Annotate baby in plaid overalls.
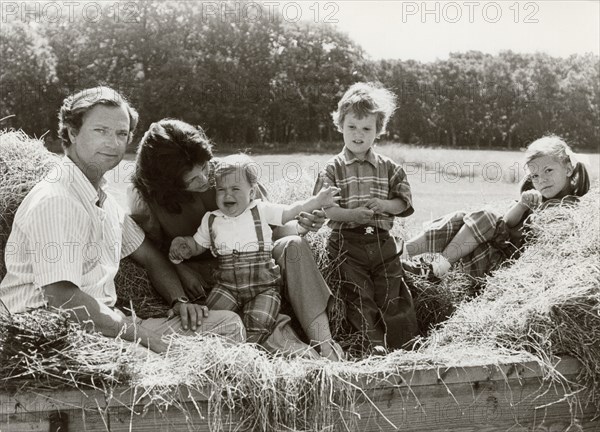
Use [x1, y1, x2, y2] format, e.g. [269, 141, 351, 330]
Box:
[170, 154, 340, 344]
[313, 82, 419, 355]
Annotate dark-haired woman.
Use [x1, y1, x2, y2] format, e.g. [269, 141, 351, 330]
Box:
[127, 119, 343, 360]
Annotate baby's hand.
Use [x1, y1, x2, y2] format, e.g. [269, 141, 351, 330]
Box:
[315, 185, 341, 208]
[365, 198, 388, 214]
[520, 190, 543, 209]
[169, 237, 194, 263]
[352, 207, 375, 224]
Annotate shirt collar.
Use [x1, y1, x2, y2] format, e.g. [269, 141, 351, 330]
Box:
[212, 199, 259, 218]
[59, 156, 108, 207]
[341, 146, 378, 167]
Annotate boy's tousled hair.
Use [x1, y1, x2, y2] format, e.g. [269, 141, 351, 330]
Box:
[58, 86, 139, 149]
[132, 119, 213, 213]
[520, 135, 590, 197]
[332, 82, 397, 137]
[215, 153, 259, 187]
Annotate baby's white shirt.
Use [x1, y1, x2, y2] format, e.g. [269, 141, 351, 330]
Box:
[193, 200, 286, 256]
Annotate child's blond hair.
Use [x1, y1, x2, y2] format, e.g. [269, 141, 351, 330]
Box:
[214, 153, 259, 186]
[332, 82, 397, 137]
[521, 135, 590, 197]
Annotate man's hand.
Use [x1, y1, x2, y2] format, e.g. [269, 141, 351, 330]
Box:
[351, 207, 375, 224]
[167, 302, 210, 331]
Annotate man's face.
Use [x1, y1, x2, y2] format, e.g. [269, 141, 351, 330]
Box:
[342, 111, 378, 159]
[67, 104, 130, 181]
[215, 170, 255, 217]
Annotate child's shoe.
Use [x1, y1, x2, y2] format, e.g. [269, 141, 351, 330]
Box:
[429, 253, 451, 279]
[401, 254, 451, 282]
[371, 345, 388, 357]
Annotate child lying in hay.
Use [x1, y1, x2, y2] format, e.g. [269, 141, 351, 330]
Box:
[403, 135, 591, 281]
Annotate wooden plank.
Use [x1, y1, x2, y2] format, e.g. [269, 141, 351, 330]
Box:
[1, 357, 596, 432]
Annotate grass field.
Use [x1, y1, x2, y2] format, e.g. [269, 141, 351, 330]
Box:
[107, 144, 599, 236]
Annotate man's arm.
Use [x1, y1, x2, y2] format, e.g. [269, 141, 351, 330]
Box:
[129, 237, 208, 331]
[43, 281, 168, 353]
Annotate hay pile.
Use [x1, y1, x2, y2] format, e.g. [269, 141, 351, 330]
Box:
[0, 308, 134, 392]
[0, 131, 60, 280]
[418, 189, 600, 407]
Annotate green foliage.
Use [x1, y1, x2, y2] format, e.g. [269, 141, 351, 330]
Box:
[1, 1, 598, 150]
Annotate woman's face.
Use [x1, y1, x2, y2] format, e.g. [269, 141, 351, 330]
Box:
[182, 163, 210, 192]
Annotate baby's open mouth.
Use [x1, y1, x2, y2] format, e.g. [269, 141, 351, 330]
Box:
[224, 201, 236, 207]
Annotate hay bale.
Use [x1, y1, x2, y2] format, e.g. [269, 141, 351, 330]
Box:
[0, 131, 60, 279]
[0, 308, 134, 392]
[114, 257, 170, 318]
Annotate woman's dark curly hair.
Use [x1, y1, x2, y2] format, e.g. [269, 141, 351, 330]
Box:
[132, 119, 213, 213]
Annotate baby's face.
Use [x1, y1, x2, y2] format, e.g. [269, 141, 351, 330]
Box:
[215, 170, 255, 217]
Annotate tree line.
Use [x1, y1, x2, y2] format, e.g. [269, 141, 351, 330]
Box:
[1, 1, 598, 151]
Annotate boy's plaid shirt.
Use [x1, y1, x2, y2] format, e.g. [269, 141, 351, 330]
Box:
[314, 147, 414, 231]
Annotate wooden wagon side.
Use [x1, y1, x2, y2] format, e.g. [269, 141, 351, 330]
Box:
[1, 356, 596, 432]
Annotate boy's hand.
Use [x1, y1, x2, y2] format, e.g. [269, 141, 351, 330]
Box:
[315, 185, 341, 208]
[520, 190, 542, 209]
[365, 198, 388, 214]
[352, 207, 375, 224]
[169, 237, 194, 263]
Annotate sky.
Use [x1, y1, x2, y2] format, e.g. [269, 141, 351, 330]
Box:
[2, 1, 598, 61]
[293, 0, 600, 61]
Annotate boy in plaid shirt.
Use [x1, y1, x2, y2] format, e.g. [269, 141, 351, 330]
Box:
[314, 82, 419, 355]
[170, 154, 340, 345]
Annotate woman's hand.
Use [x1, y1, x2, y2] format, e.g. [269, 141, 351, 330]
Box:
[175, 263, 207, 300]
[520, 190, 543, 209]
[296, 209, 327, 234]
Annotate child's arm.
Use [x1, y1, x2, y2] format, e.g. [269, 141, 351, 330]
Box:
[503, 190, 542, 227]
[169, 236, 208, 263]
[281, 185, 340, 224]
[364, 197, 410, 215]
[324, 206, 375, 225]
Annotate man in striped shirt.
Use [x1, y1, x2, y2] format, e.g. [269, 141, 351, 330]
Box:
[314, 83, 418, 356]
[0, 87, 245, 352]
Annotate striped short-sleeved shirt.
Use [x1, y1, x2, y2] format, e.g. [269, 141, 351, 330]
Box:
[314, 147, 414, 231]
[0, 157, 145, 313]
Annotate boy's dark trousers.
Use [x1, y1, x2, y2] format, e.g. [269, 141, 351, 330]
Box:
[328, 229, 419, 351]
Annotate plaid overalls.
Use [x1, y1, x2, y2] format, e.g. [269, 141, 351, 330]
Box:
[205, 206, 282, 344]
